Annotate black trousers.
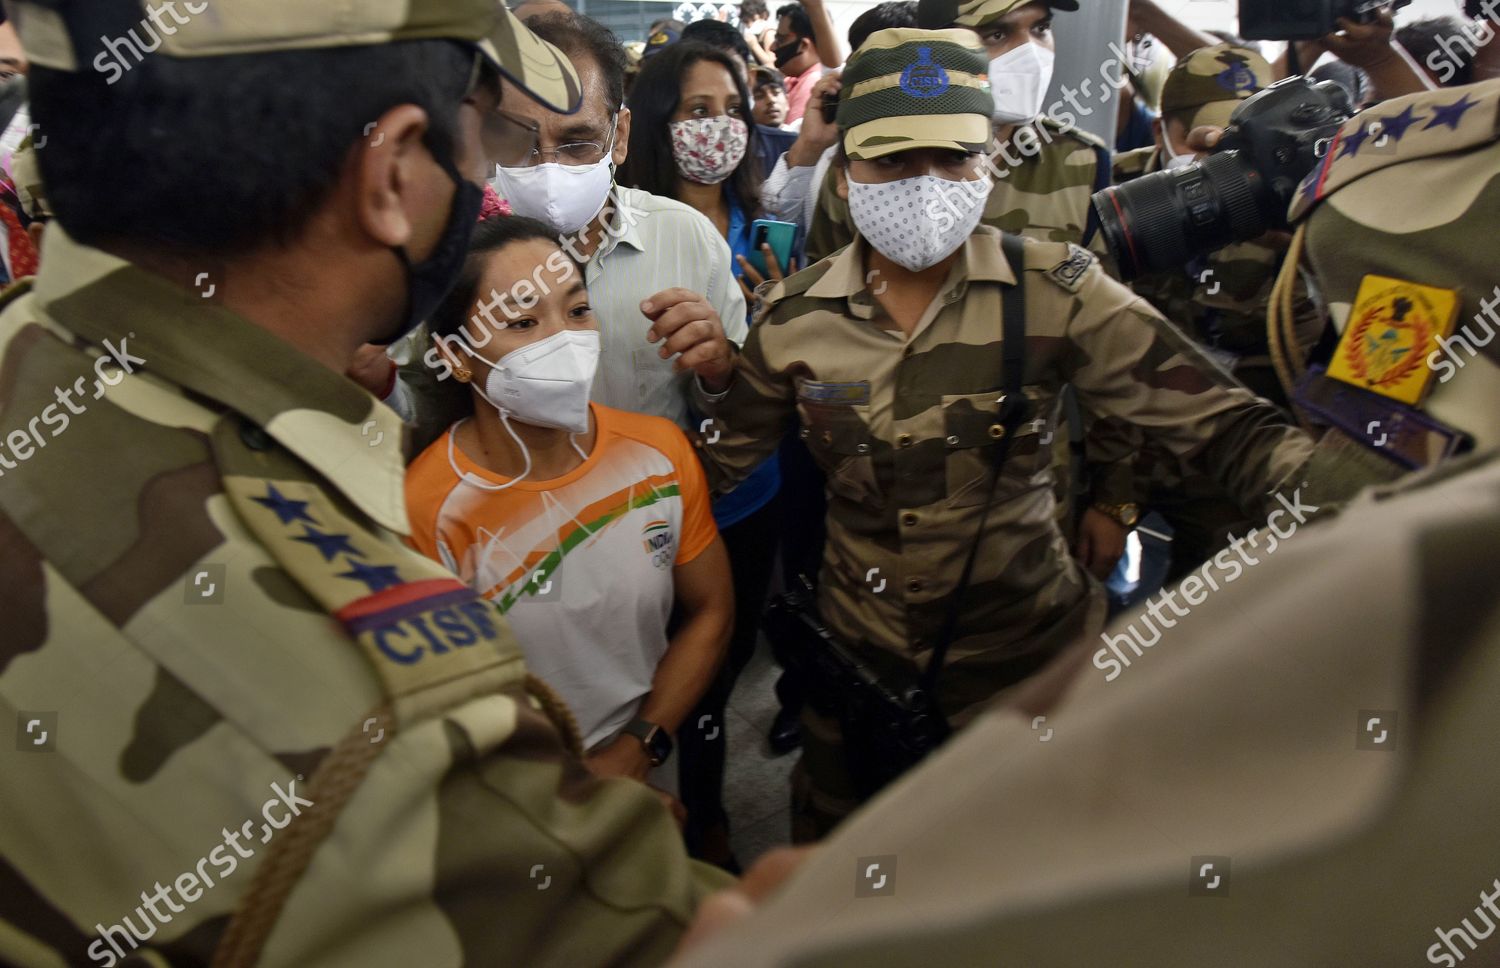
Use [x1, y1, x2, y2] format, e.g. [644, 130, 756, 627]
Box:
[677, 492, 783, 856]
[770, 436, 827, 718]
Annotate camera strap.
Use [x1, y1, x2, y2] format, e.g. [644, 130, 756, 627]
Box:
[920, 232, 1033, 703]
[1079, 142, 1113, 251]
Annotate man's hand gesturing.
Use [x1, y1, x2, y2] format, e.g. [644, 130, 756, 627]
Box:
[642, 288, 735, 394]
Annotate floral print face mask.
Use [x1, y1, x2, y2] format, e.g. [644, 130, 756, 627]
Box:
[668, 115, 749, 185]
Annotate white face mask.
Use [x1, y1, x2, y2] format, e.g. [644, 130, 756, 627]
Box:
[466, 329, 600, 434]
[989, 43, 1055, 125]
[1161, 137, 1196, 170]
[846, 172, 992, 272]
[489, 120, 618, 235]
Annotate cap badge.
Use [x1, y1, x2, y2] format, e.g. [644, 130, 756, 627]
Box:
[1216, 52, 1258, 94]
[900, 47, 950, 98]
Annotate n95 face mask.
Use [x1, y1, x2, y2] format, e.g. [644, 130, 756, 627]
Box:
[466, 329, 601, 435]
[989, 43, 1055, 126]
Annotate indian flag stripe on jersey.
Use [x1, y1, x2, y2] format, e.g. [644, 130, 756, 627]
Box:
[485, 481, 682, 610]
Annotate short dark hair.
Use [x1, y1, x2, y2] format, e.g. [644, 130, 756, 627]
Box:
[848, 2, 918, 51]
[29, 40, 474, 257]
[618, 41, 763, 215]
[777, 4, 814, 41]
[740, 0, 769, 21]
[526, 13, 629, 112]
[682, 19, 753, 66]
[1397, 17, 1475, 86]
[752, 66, 786, 93]
[430, 215, 568, 341]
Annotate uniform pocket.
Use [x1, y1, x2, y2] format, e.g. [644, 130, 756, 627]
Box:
[942, 388, 1044, 508]
[798, 401, 883, 508]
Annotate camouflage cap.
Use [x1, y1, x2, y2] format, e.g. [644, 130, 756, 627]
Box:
[1160, 44, 1273, 132]
[0, 0, 582, 113]
[10, 133, 47, 219]
[837, 27, 992, 161]
[917, 0, 1077, 32]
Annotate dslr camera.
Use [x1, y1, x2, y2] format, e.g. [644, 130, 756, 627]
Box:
[1239, 0, 1412, 41]
[1091, 76, 1353, 281]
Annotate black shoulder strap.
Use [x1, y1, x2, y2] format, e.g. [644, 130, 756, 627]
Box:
[1079, 142, 1113, 250]
[921, 233, 1033, 703]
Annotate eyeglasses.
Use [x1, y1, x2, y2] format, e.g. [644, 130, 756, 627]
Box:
[481, 108, 545, 168]
[512, 115, 620, 168]
[518, 140, 610, 166]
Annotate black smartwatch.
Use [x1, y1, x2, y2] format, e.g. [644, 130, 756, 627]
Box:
[623, 718, 673, 766]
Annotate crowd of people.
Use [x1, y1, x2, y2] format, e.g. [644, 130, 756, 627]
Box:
[2, 0, 1499, 965]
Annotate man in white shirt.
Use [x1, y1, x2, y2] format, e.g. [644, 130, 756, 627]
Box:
[377, 14, 744, 447]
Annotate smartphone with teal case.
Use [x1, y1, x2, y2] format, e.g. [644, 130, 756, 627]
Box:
[746, 219, 796, 278]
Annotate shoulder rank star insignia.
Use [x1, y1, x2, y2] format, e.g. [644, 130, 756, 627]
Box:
[1338, 123, 1372, 159]
[1326, 275, 1462, 406]
[1425, 94, 1481, 131]
[252, 483, 317, 526]
[1377, 105, 1425, 143]
[337, 559, 404, 594]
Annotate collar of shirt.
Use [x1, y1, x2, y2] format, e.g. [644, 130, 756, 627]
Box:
[785, 60, 822, 90]
[806, 225, 1020, 323]
[589, 184, 650, 265]
[31, 226, 409, 533]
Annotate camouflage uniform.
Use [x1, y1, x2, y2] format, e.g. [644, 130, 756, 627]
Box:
[0, 6, 726, 968]
[692, 28, 1315, 841]
[1116, 45, 1323, 408]
[671, 80, 1500, 968]
[1115, 45, 1314, 578]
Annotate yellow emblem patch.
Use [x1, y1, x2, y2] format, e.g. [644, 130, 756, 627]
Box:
[1327, 275, 1462, 406]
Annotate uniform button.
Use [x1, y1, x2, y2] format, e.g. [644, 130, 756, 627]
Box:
[907, 578, 923, 594]
[799, 427, 810, 439]
[856, 443, 871, 455]
[946, 434, 960, 447]
[902, 512, 919, 527]
[239, 423, 271, 451]
[988, 424, 1007, 440]
[897, 433, 913, 448]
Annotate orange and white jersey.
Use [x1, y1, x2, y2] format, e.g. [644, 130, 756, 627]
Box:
[406, 403, 719, 749]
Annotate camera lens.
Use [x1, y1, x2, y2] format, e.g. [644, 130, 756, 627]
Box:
[1092, 151, 1273, 280]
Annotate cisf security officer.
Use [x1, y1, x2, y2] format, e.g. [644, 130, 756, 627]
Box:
[693, 27, 1317, 840]
[672, 78, 1500, 968]
[0, 2, 728, 966]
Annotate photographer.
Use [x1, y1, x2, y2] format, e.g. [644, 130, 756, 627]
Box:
[690, 27, 1318, 841]
[1114, 44, 1326, 582]
[1270, 4, 1430, 101]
